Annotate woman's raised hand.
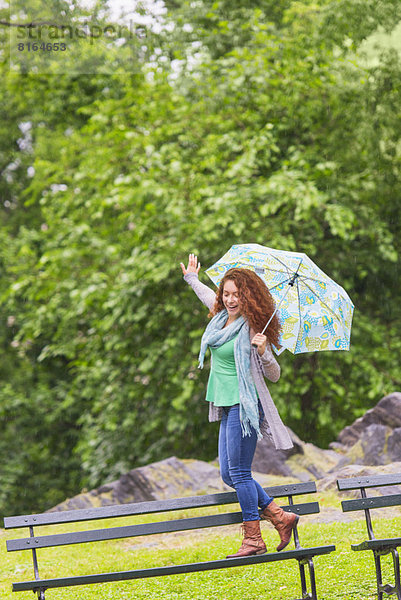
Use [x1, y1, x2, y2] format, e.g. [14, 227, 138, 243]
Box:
[180, 253, 201, 275]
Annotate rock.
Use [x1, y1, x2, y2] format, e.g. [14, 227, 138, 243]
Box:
[332, 393, 401, 469]
[50, 391, 401, 512]
[335, 392, 401, 447]
[318, 462, 401, 497]
[253, 427, 338, 481]
[48, 456, 297, 512]
[254, 393, 401, 479]
[327, 392, 401, 469]
[335, 424, 391, 468]
[286, 442, 339, 481]
[49, 456, 231, 512]
[252, 431, 294, 478]
[387, 428, 401, 462]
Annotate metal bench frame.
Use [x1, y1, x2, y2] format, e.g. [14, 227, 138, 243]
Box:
[5, 481, 335, 600]
[337, 474, 401, 600]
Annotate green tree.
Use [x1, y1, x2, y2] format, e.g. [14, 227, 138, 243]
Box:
[1, 0, 400, 515]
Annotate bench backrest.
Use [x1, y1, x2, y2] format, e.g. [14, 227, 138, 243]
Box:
[337, 474, 401, 540]
[5, 481, 319, 554]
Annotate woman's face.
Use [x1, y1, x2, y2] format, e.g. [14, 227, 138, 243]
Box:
[222, 279, 241, 319]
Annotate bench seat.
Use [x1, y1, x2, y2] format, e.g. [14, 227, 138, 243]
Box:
[352, 538, 401, 552]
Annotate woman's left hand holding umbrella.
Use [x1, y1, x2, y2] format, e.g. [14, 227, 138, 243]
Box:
[251, 332, 267, 356]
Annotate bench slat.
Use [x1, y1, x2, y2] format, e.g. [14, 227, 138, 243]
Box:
[7, 502, 319, 552]
[351, 538, 401, 552]
[341, 494, 401, 513]
[4, 482, 316, 529]
[337, 474, 401, 491]
[12, 544, 336, 592]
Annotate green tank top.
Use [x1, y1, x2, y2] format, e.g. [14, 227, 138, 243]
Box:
[205, 334, 240, 407]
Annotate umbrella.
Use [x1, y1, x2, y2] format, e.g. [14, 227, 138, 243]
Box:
[205, 243, 354, 354]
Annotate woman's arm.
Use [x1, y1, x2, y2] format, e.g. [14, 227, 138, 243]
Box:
[258, 344, 281, 382]
[180, 254, 216, 311]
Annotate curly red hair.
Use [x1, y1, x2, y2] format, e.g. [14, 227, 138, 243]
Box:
[208, 268, 282, 348]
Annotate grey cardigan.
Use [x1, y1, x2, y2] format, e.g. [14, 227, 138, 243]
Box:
[184, 272, 293, 450]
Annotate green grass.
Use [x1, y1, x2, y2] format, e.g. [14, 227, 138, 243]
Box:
[1, 500, 401, 600]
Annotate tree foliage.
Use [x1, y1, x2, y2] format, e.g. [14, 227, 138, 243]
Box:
[0, 0, 400, 515]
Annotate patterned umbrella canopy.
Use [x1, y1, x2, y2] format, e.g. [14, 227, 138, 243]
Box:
[205, 243, 354, 354]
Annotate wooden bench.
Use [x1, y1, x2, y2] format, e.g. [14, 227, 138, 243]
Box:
[4, 481, 335, 600]
[337, 474, 401, 600]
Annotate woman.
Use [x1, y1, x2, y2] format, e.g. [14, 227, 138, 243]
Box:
[180, 253, 298, 558]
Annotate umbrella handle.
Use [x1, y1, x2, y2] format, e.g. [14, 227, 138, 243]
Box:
[251, 317, 275, 348]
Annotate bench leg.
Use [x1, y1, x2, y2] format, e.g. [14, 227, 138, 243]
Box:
[391, 548, 401, 600]
[374, 548, 401, 600]
[298, 560, 308, 598]
[307, 558, 318, 600]
[374, 552, 384, 600]
[297, 558, 317, 600]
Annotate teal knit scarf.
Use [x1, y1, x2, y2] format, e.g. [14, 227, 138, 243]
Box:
[198, 309, 261, 438]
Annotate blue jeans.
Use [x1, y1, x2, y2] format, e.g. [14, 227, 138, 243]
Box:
[218, 403, 273, 521]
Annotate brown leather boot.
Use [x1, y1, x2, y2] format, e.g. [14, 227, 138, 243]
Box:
[226, 520, 267, 558]
[261, 501, 299, 552]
